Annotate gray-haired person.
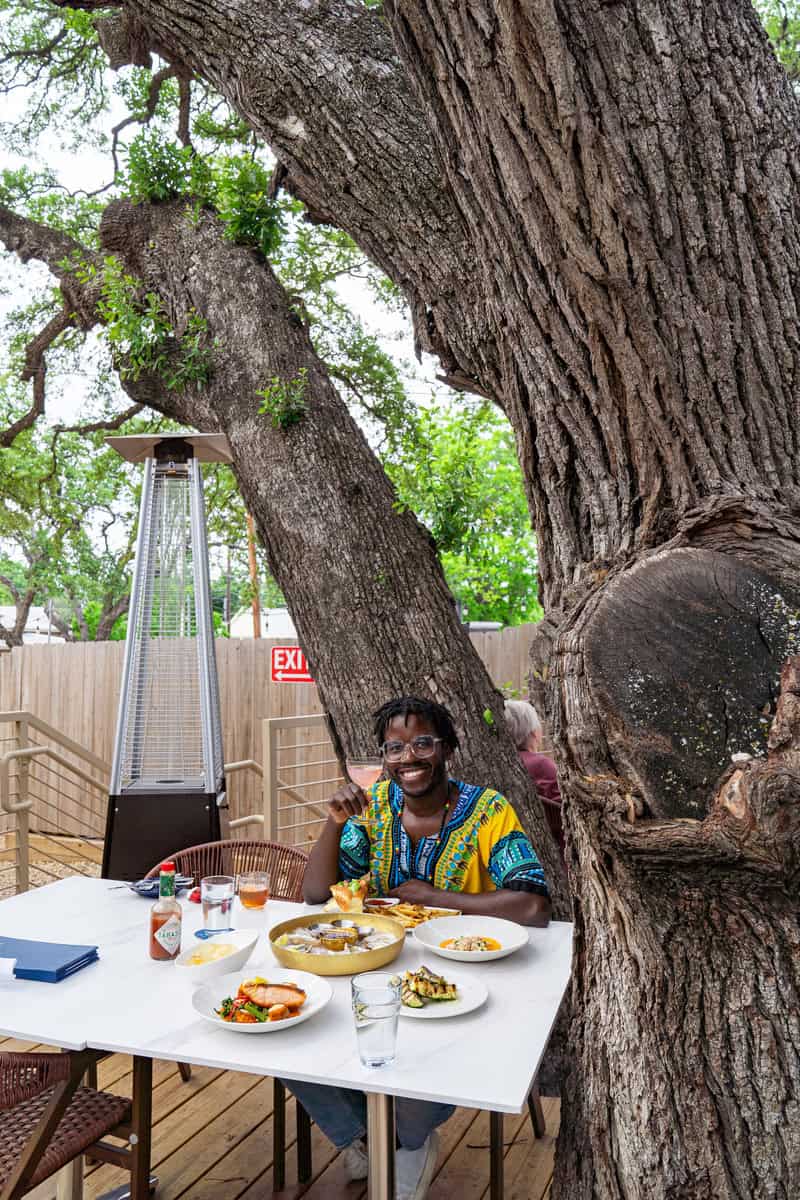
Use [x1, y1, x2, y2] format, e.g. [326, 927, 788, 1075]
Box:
[504, 700, 564, 857]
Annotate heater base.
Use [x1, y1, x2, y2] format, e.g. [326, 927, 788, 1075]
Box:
[102, 791, 222, 880]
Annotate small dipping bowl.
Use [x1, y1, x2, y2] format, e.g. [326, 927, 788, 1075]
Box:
[363, 898, 400, 913]
[175, 929, 260, 984]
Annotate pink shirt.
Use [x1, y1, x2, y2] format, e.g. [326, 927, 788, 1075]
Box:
[519, 750, 564, 858]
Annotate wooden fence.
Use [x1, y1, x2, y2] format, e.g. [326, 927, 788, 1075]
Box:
[0, 626, 536, 825]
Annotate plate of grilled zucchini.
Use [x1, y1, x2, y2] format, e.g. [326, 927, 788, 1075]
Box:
[399, 964, 487, 1019]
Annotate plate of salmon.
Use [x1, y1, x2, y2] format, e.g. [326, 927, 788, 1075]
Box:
[193, 967, 333, 1032]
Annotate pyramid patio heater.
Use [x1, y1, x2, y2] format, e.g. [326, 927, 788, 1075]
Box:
[103, 433, 232, 880]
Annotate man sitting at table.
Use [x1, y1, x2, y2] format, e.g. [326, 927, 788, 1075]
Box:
[289, 695, 551, 1200]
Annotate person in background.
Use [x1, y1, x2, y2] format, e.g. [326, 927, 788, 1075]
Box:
[504, 699, 565, 859]
[293, 695, 551, 1200]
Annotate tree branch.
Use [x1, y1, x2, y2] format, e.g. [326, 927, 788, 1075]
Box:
[96, 593, 130, 641]
[109, 65, 178, 178]
[177, 73, 192, 147]
[0, 308, 77, 447]
[51, 402, 144, 441]
[0, 574, 21, 604]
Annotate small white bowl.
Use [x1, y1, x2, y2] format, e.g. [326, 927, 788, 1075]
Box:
[363, 898, 400, 913]
[175, 930, 259, 982]
[413, 916, 528, 962]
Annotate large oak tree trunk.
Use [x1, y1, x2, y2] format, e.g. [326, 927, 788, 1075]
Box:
[32, 0, 800, 1191]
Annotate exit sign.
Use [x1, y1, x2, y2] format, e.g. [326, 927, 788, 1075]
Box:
[271, 645, 314, 683]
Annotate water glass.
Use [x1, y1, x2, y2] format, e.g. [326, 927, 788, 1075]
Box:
[239, 871, 270, 910]
[201, 875, 235, 931]
[352, 971, 401, 1068]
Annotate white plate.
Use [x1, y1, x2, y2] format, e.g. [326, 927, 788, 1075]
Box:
[192, 967, 332, 1033]
[400, 973, 487, 1020]
[413, 916, 529, 962]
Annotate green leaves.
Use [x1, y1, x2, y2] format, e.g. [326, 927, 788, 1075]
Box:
[756, 1, 800, 81]
[383, 400, 543, 626]
[91, 255, 213, 390]
[257, 368, 308, 429]
[125, 133, 200, 203]
[213, 157, 284, 258]
[123, 134, 285, 258]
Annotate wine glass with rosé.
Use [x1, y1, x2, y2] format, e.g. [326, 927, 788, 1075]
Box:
[345, 756, 383, 794]
[344, 757, 382, 836]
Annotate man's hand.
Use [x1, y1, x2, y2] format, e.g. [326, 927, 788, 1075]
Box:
[327, 782, 367, 827]
[388, 879, 443, 905]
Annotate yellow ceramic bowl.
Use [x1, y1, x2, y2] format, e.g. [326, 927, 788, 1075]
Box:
[269, 912, 405, 976]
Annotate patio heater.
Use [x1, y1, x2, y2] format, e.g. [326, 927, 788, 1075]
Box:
[103, 433, 232, 880]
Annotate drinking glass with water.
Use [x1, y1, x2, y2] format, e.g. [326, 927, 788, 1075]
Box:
[352, 971, 401, 1068]
[200, 875, 235, 931]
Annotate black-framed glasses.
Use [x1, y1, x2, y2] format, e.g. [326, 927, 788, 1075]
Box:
[380, 736, 444, 762]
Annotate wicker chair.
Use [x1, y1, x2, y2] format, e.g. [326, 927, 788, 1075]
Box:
[144, 838, 309, 902]
[0, 1051, 134, 1200]
[145, 838, 312, 1192]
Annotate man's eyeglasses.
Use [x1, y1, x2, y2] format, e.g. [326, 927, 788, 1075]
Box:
[380, 736, 444, 762]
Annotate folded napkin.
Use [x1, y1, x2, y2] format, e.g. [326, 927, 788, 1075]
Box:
[0, 937, 99, 983]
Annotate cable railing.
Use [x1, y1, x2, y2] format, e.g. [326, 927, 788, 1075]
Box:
[230, 714, 344, 846]
[0, 710, 340, 894]
[0, 712, 108, 896]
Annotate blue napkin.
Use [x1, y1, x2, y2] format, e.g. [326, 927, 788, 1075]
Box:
[0, 936, 99, 983]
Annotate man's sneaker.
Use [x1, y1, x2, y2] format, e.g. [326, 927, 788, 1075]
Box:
[396, 1130, 440, 1200]
[342, 1136, 368, 1181]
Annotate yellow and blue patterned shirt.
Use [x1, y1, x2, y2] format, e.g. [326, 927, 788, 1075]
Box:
[338, 778, 549, 898]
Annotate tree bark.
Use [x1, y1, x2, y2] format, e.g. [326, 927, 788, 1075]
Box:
[14, 0, 800, 1191]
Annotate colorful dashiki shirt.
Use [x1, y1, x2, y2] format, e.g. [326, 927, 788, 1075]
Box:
[338, 778, 549, 898]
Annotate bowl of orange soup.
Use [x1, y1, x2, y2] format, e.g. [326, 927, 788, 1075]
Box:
[413, 916, 528, 962]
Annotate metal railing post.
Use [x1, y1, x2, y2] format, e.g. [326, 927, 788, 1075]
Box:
[263, 718, 277, 840]
[15, 717, 29, 893]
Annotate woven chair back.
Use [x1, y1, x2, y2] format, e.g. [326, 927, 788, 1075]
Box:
[145, 839, 309, 902]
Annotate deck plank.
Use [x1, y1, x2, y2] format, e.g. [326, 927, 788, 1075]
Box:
[3, 1049, 561, 1199]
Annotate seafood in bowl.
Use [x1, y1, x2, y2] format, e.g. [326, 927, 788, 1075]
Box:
[274, 920, 397, 956]
[269, 912, 404, 976]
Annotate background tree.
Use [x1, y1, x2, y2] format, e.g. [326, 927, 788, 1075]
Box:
[385, 399, 543, 626]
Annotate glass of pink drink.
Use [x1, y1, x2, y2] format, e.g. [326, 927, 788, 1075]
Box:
[345, 757, 383, 793]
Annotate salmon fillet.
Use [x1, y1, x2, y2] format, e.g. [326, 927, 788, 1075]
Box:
[239, 981, 307, 1009]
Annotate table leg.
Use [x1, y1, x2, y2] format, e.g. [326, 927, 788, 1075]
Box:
[55, 1157, 83, 1200]
[489, 1112, 504, 1200]
[366, 1093, 395, 1200]
[273, 1078, 287, 1192]
[527, 1085, 546, 1139]
[129, 1056, 152, 1200]
[296, 1102, 312, 1183]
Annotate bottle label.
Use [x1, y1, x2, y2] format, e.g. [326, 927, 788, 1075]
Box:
[154, 915, 181, 955]
[160, 872, 176, 899]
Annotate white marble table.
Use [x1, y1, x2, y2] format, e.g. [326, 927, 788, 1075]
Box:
[0, 877, 573, 1198]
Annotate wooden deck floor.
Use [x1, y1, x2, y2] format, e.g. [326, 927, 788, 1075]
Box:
[4, 1038, 559, 1200]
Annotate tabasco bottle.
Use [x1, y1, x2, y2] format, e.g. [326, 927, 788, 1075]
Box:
[149, 862, 182, 960]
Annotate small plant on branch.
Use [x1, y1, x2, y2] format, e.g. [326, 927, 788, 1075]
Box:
[257, 368, 308, 429]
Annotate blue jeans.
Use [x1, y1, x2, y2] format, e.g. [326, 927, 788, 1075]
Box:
[283, 1080, 454, 1151]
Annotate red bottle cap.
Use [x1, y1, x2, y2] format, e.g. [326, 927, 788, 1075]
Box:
[160, 861, 176, 873]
